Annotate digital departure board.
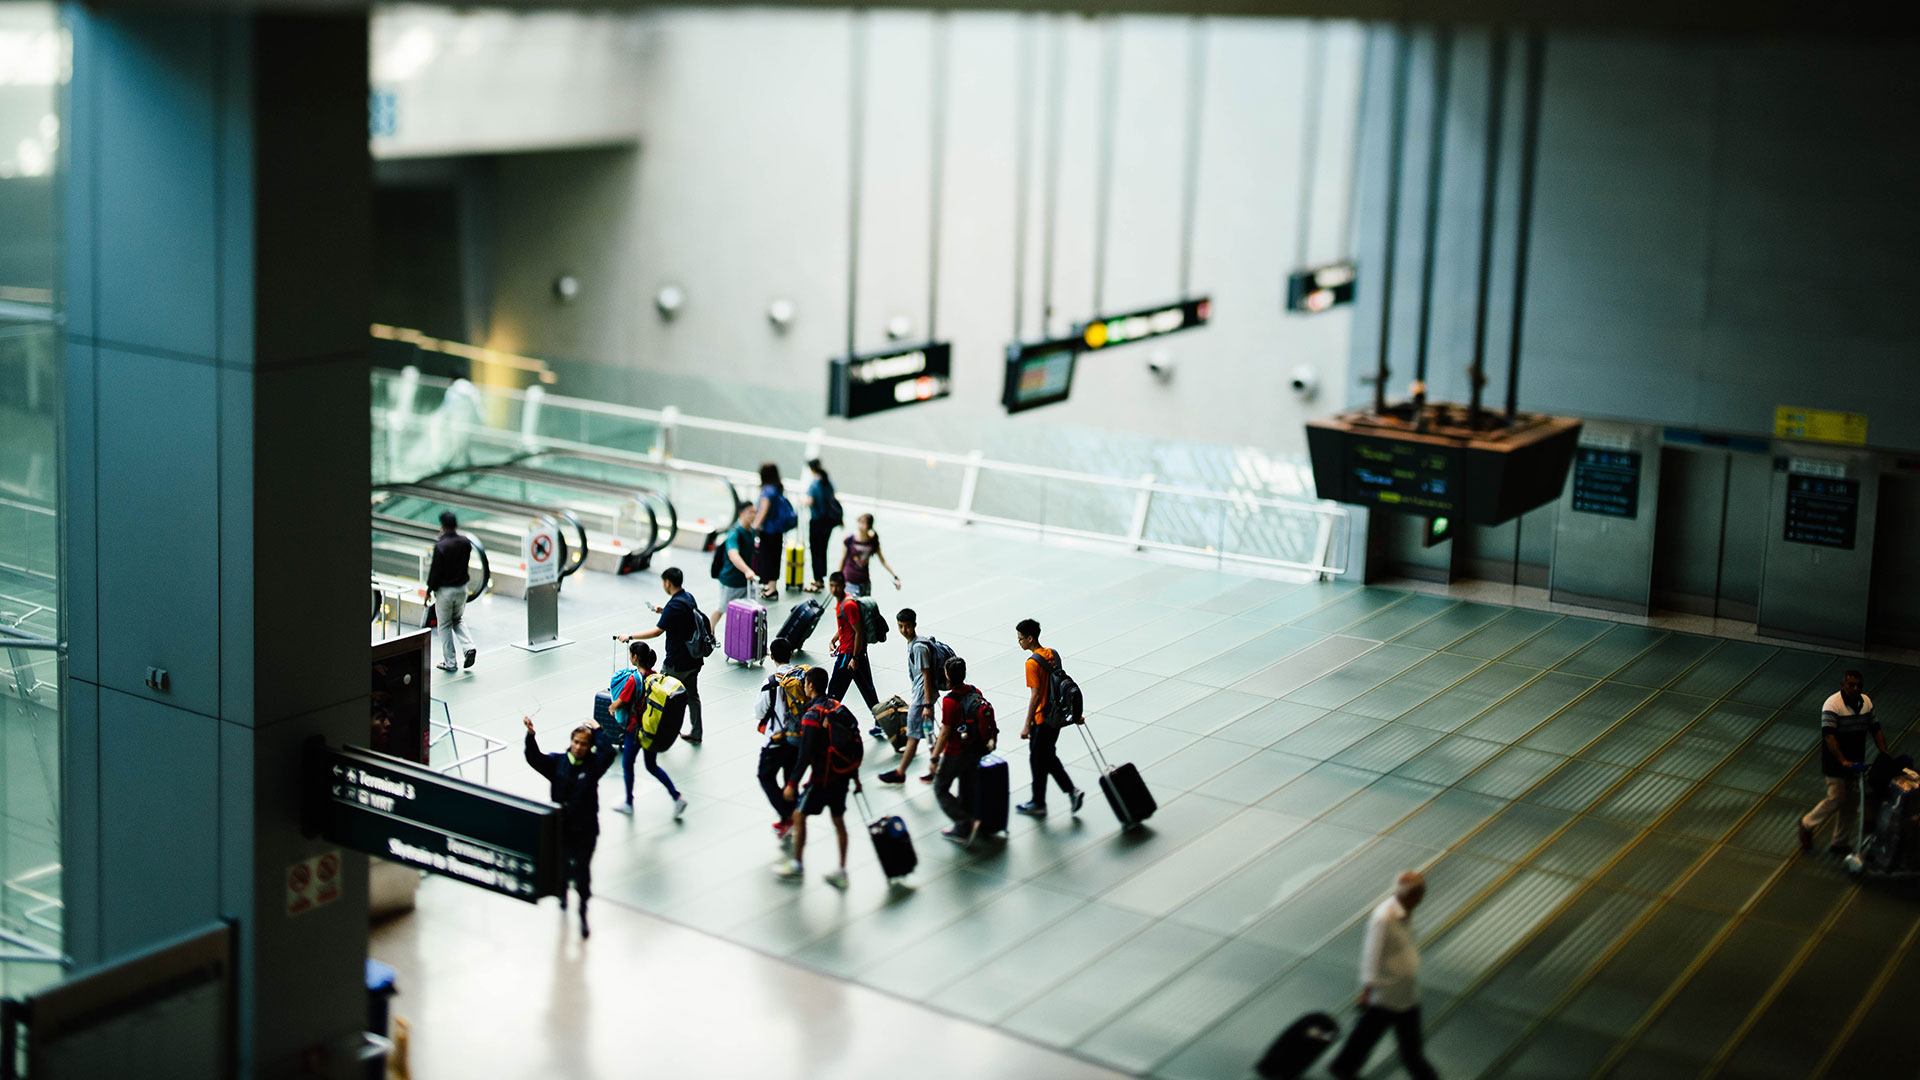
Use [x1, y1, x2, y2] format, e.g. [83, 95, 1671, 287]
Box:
[1002, 337, 1081, 414]
[1570, 449, 1641, 518]
[1783, 474, 1859, 549]
[1076, 297, 1211, 352]
[827, 342, 953, 420]
[308, 744, 562, 902]
[1345, 438, 1461, 514]
[1286, 262, 1357, 314]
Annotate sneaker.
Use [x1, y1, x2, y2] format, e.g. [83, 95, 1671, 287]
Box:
[877, 770, 904, 785]
[437, 662, 458, 673]
[918, 772, 935, 783]
[683, 733, 703, 745]
[824, 868, 849, 890]
[673, 796, 689, 820]
[614, 801, 635, 815]
[941, 826, 972, 848]
[1797, 823, 1813, 852]
[869, 726, 885, 739]
[580, 911, 591, 938]
[774, 859, 804, 880]
[463, 648, 477, 669]
[1016, 801, 1047, 818]
[772, 819, 788, 833]
[1070, 788, 1086, 816]
[777, 825, 794, 851]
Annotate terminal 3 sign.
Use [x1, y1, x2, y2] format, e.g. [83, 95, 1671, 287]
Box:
[1075, 297, 1211, 352]
[828, 342, 953, 420]
[306, 742, 562, 902]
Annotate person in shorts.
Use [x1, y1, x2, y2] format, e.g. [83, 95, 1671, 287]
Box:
[878, 608, 940, 785]
[775, 667, 861, 888]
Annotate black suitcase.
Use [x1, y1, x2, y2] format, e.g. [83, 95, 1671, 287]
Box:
[777, 598, 826, 652]
[962, 753, 1011, 837]
[858, 791, 917, 881]
[593, 690, 614, 728]
[1079, 724, 1156, 829]
[1254, 1012, 1341, 1080]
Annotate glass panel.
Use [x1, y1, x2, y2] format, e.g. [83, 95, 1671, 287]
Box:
[0, 0, 65, 995]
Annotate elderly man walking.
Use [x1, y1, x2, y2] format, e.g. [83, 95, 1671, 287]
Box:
[1329, 871, 1439, 1080]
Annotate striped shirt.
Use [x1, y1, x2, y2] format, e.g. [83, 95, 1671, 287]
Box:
[1819, 691, 1878, 776]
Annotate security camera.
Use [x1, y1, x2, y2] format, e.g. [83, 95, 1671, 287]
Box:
[886, 314, 913, 341]
[1146, 351, 1176, 383]
[1289, 364, 1320, 400]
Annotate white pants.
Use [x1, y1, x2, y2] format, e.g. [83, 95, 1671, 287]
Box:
[435, 586, 474, 666]
[1802, 775, 1859, 847]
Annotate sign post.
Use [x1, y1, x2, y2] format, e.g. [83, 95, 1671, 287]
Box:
[514, 518, 571, 653]
[307, 742, 563, 902]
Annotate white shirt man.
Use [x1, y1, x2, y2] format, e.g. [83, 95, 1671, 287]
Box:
[1329, 872, 1438, 1080]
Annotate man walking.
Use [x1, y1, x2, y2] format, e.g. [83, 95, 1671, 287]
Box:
[757, 639, 807, 845]
[878, 608, 944, 785]
[712, 502, 760, 633]
[932, 657, 994, 846]
[776, 667, 862, 888]
[1328, 871, 1438, 1080]
[825, 571, 880, 721]
[619, 567, 706, 744]
[1798, 669, 1887, 856]
[427, 510, 476, 673]
[1015, 618, 1084, 818]
[523, 716, 618, 938]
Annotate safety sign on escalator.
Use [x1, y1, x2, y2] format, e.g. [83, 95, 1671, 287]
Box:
[525, 522, 559, 588]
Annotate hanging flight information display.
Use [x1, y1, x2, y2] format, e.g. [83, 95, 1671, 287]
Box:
[1075, 297, 1211, 352]
[1002, 337, 1082, 414]
[1286, 262, 1357, 314]
[1307, 409, 1582, 525]
[827, 342, 953, 420]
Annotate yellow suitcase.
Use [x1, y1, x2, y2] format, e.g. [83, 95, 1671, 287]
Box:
[784, 542, 807, 591]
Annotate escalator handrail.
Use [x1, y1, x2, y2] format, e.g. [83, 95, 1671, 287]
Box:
[373, 482, 587, 579]
[510, 448, 746, 523]
[371, 515, 493, 601]
[458, 464, 671, 559]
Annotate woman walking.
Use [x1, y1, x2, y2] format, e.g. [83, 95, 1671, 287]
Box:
[751, 462, 798, 601]
[840, 512, 900, 596]
[802, 458, 843, 593]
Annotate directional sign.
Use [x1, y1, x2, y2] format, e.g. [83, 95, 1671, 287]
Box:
[1075, 297, 1211, 353]
[827, 341, 954, 419]
[308, 743, 562, 903]
[1286, 262, 1357, 314]
[524, 521, 560, 588]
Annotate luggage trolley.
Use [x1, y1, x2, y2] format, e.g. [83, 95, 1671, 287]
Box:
[1844, 757, 1920, 879]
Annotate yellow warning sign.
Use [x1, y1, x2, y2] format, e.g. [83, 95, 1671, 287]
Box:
[1775, 407, 1868, 446]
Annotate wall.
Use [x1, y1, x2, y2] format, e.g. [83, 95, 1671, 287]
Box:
[382, 8, 1370, 463]
[1351, 27, 1920, 453]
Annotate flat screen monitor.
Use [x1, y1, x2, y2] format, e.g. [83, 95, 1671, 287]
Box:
[1002, 339, 1080, 414]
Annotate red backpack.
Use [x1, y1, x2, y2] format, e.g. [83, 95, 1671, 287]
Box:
[949, 686, 998, 752]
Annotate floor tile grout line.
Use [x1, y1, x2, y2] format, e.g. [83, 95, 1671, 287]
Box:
[1808, 905, 1920, 1079]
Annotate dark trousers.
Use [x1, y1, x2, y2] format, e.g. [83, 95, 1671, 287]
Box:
[1330, 1005, 1436, 1080]
[663, 664, 703, 740]
[622, 735, 679, 802]
[1028, 721, 1076, 805]
[758, 742, 799, 818]
[936, 751, 983, 827]
[564, 833, 597, 905]
[809, 517, 836, 582]
[755, 529, 783, 584]
[829, 652, 880, 712]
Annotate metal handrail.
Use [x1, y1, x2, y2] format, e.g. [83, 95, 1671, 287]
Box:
[449, 463, 668, 558]
[374, 482, 586, 579]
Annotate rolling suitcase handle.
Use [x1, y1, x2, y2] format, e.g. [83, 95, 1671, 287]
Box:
[1075, 718, 1112, 776]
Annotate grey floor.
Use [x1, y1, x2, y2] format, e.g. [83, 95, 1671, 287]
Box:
[425, 512, 1920, 1080]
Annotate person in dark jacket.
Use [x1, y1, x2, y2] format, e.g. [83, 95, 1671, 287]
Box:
[524, 716, 617, 937]
[428, 510, 476, 672]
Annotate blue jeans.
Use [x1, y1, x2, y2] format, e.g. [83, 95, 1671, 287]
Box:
[622, 734, 679, 803]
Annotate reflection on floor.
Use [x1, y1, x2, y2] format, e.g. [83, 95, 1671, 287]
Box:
[382, 511, 1920, 1079]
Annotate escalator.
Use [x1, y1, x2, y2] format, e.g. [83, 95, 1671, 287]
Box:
[509, 449, 747, 552]
[372, 482, 587, 584]
[427, 464, 673, 574]
[371, 516, 492, 629]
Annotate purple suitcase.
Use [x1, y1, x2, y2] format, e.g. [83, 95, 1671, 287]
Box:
[724, 599, 768, 665]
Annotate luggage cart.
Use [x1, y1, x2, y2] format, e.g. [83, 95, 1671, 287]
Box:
[1844, 758, 1920, 879]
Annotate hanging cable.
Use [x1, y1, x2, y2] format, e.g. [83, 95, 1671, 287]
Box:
[1410, 26, 1454, 426]
[1039, 16, 1068, 333]
[1177, 17, 1209, 297]
[845, 12, 868, 361]
[1371, 26, 1413, 416]
[1011, 15, 1036, 339]
[927, 13, 949, 341]
[1293, 21, 1327, 269]
[1467, 29, 1509, 432]
[1090, 15, 1120, 316]
[1506, 29, 1545, 424]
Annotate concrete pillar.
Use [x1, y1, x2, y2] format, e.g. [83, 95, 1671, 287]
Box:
[61, 10, 371, 1074]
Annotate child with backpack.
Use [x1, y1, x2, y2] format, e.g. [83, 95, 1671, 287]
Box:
[776, 667, 864, 887]
[752, 462, 799, 602]
[932, 656, 999, 846]
[757, 639, 809, 844]
[608, 641, 689, 821]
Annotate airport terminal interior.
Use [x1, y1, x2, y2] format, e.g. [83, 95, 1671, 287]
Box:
[3, 2, 1920, 1078]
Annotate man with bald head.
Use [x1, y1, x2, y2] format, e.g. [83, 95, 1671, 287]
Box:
[1329, 870, 1438, 1080]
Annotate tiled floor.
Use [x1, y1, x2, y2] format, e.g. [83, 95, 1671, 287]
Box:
[384, 510, 1920, 1079]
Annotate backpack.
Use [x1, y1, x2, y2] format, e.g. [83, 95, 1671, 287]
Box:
[1030, 650, 1084, 725]
[688, 604, 717, 660]
[710, 526, 753, 579]
[769, 492, 799, 534]
[817, 479, 844, 527]
[609, 668, 642, 734]
[949, 687, 998, 752]
[760, 666, 812, 741]
[639, 672, 687, 752]
[818, 700, 864, 778]
[856, 597, 888, 645]
[916, 637, 959, 693]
